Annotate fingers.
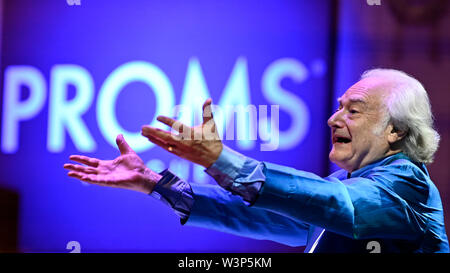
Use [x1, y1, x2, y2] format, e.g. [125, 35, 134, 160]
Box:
[116, 134, 135, 155]
[202, 98, 214, 124]
[141, 130, 168, 147]
[141, 131, 184, 155]
[141, 126, 179, 144]
[67, 171, 109, 186]
[78, 174, 106, 184]
[67, 171, 94, 182]
[67, 171, 84, 180]
[156, 116, 189, 134]
[66, 156, 101, 184]
[69, 155, 100, 167]
[64, 163, 98, 174]
[65, 158, 112, 187]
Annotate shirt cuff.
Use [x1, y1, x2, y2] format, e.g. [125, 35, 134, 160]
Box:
[205, 145, 265, 204]
[150, 169, 194, 222]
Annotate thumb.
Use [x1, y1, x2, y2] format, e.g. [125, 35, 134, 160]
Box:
[202, 98, 214, 124]
[116, 134, 135, 155]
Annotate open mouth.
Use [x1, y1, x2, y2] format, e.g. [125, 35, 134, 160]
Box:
[333, 135, 352, 144]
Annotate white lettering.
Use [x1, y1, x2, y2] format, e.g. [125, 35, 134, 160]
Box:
[261, 58, 310, 150]
[96, 61, 175, 153]
[1, 66, 47, 153]
[48, 65, 96, 152]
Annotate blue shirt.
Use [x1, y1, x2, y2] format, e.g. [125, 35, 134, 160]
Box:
[151, 145, 449, 253]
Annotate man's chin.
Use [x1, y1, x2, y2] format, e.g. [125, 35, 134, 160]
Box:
[329, 151, 350, 169]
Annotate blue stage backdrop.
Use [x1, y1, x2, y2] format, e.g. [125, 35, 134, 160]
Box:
[0, 0, 333, 252]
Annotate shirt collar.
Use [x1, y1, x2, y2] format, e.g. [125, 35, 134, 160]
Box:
[347, 152, 411, 178]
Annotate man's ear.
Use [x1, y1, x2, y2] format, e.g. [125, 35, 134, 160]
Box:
[387, 124, 407, 144]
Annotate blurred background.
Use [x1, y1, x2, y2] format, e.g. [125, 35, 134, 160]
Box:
[0, 0, 448, 253]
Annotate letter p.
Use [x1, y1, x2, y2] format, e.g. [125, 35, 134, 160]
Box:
[1, 66, 46, 153]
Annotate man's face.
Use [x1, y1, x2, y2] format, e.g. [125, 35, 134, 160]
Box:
[328, 77, 392, 172]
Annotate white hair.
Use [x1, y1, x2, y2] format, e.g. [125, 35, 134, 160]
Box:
[361, 68, 440, 164]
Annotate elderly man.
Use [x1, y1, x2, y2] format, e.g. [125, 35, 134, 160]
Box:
[64, 69, 449, 253]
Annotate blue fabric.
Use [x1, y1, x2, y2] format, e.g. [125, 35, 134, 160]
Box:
[253, 153, 449, 252]
[187, 183, 310, 247]
[150, 145, 263, 219]
[151, 166, 308, 246]
[152, 145, 449, 252]
[150, 169, 194, 220]
[205, 145, 264, 204]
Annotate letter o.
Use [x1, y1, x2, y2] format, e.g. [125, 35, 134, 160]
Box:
[97, 61, 175, 152]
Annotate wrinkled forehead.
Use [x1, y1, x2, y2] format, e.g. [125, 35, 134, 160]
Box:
[339, 77, 390, 106]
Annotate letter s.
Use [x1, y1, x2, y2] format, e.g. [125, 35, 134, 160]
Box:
[261, 58, 310, 150]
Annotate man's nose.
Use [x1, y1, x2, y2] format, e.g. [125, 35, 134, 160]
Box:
[327, 110, 344, 128]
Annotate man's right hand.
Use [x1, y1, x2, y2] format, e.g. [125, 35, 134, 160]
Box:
[63, 134, 161, 194]
[141, 98, 223, 169]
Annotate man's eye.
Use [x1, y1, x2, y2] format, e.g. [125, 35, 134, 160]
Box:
[349, 109, 359, 114]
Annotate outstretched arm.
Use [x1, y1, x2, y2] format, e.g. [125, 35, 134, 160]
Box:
[63, 131, 310, 247]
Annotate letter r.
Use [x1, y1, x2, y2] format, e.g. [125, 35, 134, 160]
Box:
[47, 65, 96, 152]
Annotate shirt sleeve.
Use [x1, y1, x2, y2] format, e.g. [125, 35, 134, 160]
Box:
[204, 145, 265, 204]
[149, 144, 265, 221]
[149, 169, 194, 222]
[150, 167, 311, 247]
